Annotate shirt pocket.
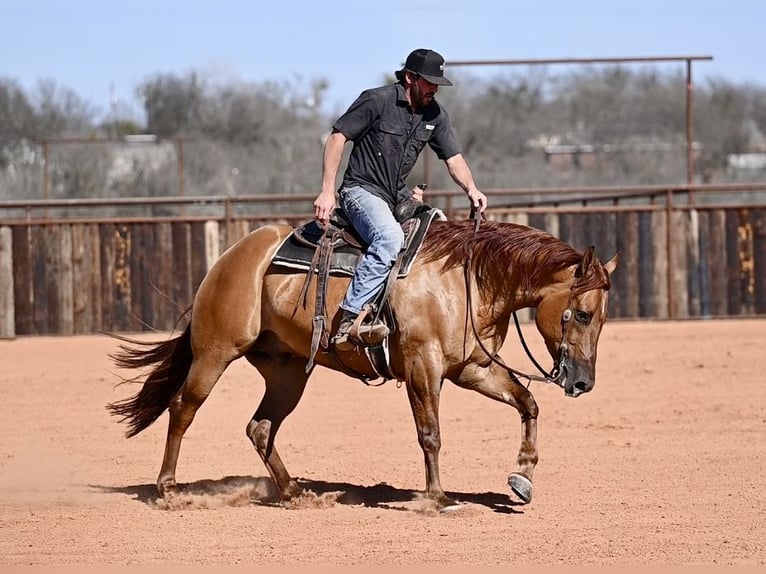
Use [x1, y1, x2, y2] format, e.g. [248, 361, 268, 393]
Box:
[378, 120, 407, 156]
[411, 126, 433, 154]
[400, 126, 434, 174]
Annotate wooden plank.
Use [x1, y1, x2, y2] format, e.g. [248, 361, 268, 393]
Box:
[650, 211, 668, 318]
[172, 222, 193, 310]
[204, 220, 221, 273]
[0, 226, 14, 338]
[31, 226, 48, 334]
[71, 224, 103, 334]
[10, 226, 32, 335]
[88, 224, 103, 332]
[191, 222, 207, 295]
[114, 224, 133, 332]
[584, 211, 601, 251]
[753, 208, 766, 314]
[612, 212, 627, 318]
[226, 220, 251, 248]
[128, 223, 143, 330]
[44, 225, 63, 334]
[615, 211, 639, 318]
[154, 222, 175, 331]
[696, 211, 712, 317]
[685, 210, 701, 317]
[543, 213, 559, 238]
[725, 210, 741, 316]
[99, 224, 116, 332]
[527, 213, 546, 232]
[596, 211, 619, 316]
[59, 225, 74, 335]
[511, 212, 529, 227]
[740, 209, 755, 314]
[129, 223, 147, 330]
[708, 209, 728, 316]
[667, 210, 687, 318]
[558, 212, 574, 248]
[71, 224, 89, 332]
[565, 212, 588, 252]
[637, 212, 654, 318]
[669, 210, 689, 319]
[101, 223, 133, 332]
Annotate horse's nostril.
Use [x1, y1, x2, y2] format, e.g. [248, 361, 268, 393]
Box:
[574, 381, 589, 393]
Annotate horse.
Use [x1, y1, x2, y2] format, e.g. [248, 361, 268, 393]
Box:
[108, 217, 619, 510]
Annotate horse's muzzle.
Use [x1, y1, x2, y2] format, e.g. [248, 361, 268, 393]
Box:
[566, 379, 591, 398]
[552, 356, 593, 398]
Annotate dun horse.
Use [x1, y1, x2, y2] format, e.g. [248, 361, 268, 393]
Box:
[108, 218, 619, 510]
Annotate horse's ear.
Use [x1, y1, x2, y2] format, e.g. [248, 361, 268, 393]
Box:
[604, 252, 620, 276]
[576, 246, 596, 278]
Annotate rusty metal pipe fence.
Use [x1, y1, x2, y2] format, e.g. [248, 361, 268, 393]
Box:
[1, 183, 765, 338]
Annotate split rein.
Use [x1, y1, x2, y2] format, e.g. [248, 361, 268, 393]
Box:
[463, 210, 573, 389]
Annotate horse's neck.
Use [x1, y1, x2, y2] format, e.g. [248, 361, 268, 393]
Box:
[483, 267, 573, 322]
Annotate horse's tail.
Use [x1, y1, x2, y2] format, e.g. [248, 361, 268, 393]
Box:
[106, 324, 193, 438]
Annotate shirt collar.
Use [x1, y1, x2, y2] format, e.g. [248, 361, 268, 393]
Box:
[394, 82, 429, 119]
[394, 82, 409, 105]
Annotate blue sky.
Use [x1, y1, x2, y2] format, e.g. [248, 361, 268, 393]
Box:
[1, 0, 763, 122]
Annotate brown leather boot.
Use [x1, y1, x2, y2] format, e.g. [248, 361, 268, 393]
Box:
[331, 310, 358, 351]
[332, 310, 389, 351]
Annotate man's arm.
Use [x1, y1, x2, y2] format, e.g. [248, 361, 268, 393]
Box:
[313, 131, 348, 225]
[445, 153, 488, 212]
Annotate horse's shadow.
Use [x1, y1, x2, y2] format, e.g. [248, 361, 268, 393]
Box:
[91, 475, 525, 514]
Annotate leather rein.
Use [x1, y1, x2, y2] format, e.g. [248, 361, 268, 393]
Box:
[463, 210, 574, 389]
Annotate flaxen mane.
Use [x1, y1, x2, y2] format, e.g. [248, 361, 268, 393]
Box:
[421, 220, 606, 297]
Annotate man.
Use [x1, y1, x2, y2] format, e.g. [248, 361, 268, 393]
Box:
[313, 48, 487, 349]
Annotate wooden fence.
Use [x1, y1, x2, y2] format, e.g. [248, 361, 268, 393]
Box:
[1, 185, 765, 337]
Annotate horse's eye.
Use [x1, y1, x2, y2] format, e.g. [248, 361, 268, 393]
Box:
[575, 310, 592, 324]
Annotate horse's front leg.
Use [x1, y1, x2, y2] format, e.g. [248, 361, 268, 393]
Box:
[454, 362, 539, 504]
[404, 357, 458, 510]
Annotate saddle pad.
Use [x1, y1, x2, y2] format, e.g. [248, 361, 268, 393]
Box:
[271, 208, 445, 278]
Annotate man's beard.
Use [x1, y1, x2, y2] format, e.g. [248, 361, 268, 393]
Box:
[412, 83, 436, 110]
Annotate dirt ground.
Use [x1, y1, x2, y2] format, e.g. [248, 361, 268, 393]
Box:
[0, 319, 764, 565]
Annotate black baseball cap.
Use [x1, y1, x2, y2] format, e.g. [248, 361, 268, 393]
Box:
[396, 48, 453, 86]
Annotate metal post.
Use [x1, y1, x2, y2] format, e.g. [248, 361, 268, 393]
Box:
[42, 140, 49, 200]
[177, 138, 185, 197]
[666, 186, 674, 319]
[177, 138, 185, 217]
[686, 59, 695, 202]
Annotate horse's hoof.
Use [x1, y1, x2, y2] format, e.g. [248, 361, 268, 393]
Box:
[433, 494, 461, 513]
[282, 482, 304, 501]
[439, 502, 463, 514]
[508, 473, 533, 504]
[157, 478, 178, 499]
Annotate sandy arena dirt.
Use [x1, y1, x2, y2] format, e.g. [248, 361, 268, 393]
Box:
[0, 319, 764, 565]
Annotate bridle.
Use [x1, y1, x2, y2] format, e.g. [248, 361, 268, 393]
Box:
[463, 209, 576, 390]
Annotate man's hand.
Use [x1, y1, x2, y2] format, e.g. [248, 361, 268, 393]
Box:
[467, 188, 488, 212]
[313, 189, 336, 226]
[412, 183, 427, 203]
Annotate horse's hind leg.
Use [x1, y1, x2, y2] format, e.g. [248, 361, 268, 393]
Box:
[158, 353, 232, 497]
[245, 354, 310, 501]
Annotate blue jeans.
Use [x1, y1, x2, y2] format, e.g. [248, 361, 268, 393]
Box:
[338, 186, 404, 315]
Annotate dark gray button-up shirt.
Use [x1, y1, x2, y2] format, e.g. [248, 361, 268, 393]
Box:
[333, 83, 460, 209]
